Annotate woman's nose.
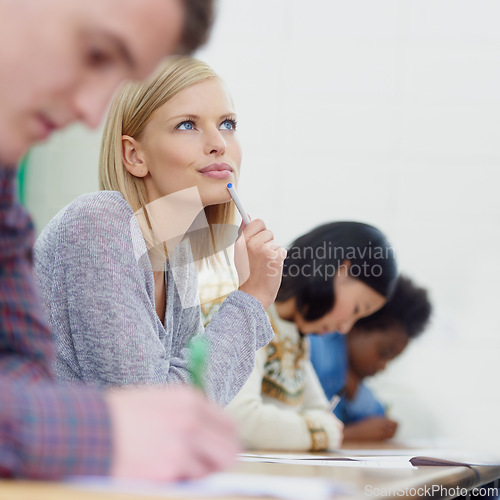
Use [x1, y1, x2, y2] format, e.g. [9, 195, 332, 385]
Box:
[205, 129, 226, 156]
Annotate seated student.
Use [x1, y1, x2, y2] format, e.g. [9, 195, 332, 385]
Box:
[309, 275, 432, 441]
[34, 56, 286, 407]
[223, 221, 398, 451]
[0, 0, 242, 482]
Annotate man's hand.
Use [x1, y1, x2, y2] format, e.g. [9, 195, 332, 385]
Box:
[107, 386, 240, 481]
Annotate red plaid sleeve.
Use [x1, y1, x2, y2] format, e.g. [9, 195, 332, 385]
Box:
[0, 167, 113, 477]
[0, 167, 54, 382]
[0, 380, 112, 479]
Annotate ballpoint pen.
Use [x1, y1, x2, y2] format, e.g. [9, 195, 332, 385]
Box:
[227, 183, 250, 225]
[329, 386, 346, 412]
[329, 394, 342, 412]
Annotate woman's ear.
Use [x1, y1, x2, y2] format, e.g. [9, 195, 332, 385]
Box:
[122, 135, 149, 178]
[337, 259, 352, 282]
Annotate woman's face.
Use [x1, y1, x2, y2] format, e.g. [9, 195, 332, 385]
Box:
[347, 325, 409, 379]
[294, 273, 387, 335]
[127, 77, 242, 207]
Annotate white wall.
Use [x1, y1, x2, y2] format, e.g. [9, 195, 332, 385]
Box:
[26, 0, 500, 451]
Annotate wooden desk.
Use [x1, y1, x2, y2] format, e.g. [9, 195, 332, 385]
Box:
[230, 458, 499, 499]
[1, 446, 499, 500]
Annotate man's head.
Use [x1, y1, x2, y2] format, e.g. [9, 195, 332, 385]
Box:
[0, 0, 215, 165]
[347, 275, 432, 379]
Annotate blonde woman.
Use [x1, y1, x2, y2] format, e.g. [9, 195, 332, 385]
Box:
[34, 57, 286, 406]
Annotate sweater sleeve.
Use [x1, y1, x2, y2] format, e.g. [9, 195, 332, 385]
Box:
[203, 291, 274, 406]
[167, 251, 274, 407]
[36, 193, 189, 388]
[172, 285, 275, 406]
[301, 360, 333, 410]
[225, 348, 343, 451]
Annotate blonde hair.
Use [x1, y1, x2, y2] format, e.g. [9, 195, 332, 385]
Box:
[99, 56, 236, 266]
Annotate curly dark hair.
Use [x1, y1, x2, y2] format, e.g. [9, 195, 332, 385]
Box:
[354, 275, 432, 338]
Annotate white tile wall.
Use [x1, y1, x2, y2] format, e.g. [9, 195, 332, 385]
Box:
[26, 0, 500, 451]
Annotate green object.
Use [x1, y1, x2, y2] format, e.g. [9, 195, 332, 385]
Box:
[16, 152, 30, 206]
[188, 336, 209, 391]
[384, 402, 393, 416]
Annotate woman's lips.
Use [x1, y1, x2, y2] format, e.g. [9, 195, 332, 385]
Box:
[200, 169, 233, 179]
[198, 163, 233, 179]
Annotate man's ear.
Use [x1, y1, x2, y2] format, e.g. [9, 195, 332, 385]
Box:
[122, 135, 148, 178]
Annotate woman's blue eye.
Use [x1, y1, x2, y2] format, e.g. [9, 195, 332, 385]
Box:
[220, 119, 236, 130]
[177, 121, 195, 130]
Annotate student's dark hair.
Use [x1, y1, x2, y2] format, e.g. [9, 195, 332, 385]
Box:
[354, 275, 432, 338]
[178, 0, 216, 54]
[276, 221, 398, 321]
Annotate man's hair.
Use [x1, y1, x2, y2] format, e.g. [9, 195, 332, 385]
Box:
[354, 275, 432, 338]
[179, 0, 216, 54]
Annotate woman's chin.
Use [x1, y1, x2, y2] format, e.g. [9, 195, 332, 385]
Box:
[200, 191, 233, 207]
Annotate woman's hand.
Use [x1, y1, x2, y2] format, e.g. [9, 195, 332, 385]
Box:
[343, 416, 398, 441]
[234, 218, 286, 309]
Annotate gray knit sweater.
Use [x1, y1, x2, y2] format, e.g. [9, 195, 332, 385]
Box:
[33, 191, 274, 406]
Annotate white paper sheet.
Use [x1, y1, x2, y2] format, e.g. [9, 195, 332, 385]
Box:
[238, 453, 415, 469]
[66, 472, 349, 500]
[239, 449, 500, 468]
[336, 449, 500, 466]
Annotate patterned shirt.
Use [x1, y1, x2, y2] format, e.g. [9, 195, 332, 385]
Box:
[0, 166, 112, 478]
[261, 306, 309, 406]
[309, 332, 385, 423]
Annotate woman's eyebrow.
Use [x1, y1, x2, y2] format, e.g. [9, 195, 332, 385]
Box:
[167, 114, 200, 122]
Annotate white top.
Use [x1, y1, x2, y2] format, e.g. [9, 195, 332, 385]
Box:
[226, 304, 343, 451]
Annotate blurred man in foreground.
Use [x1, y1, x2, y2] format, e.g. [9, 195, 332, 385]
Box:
[0, 0, 241, 481]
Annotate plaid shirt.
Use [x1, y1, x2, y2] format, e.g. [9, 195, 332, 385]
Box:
[0, 167, 112, 478]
